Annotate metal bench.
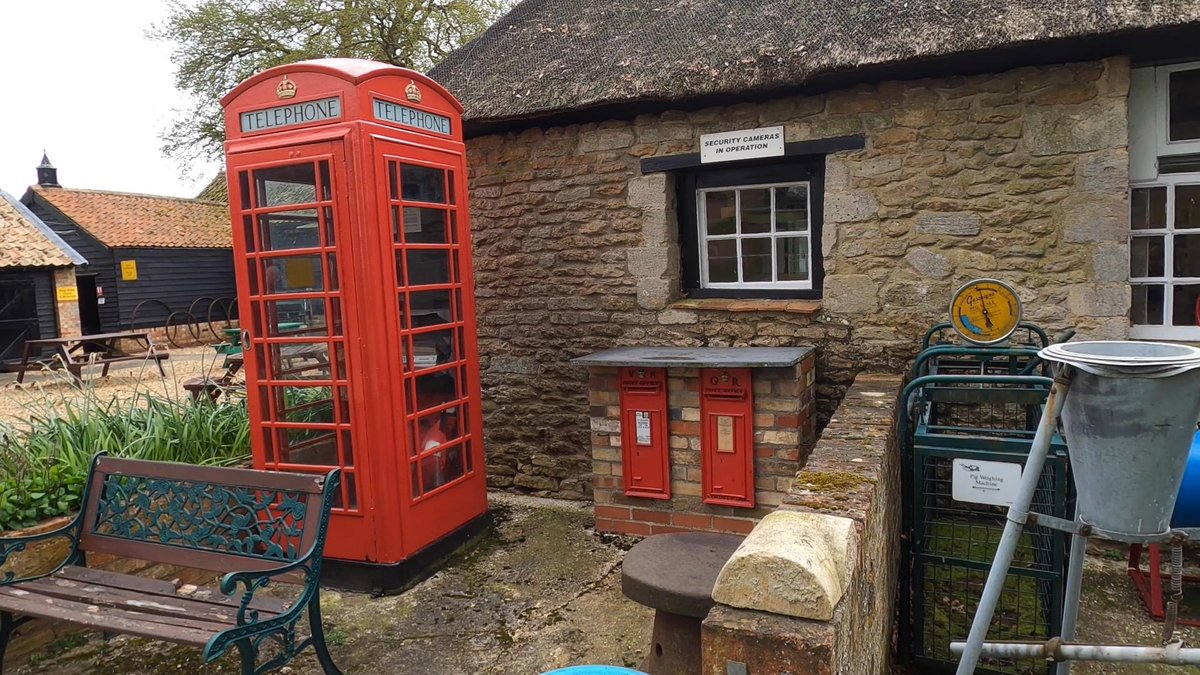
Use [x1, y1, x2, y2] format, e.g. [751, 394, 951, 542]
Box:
[621, 532, 743, 675]
[0, 455, 342, 674]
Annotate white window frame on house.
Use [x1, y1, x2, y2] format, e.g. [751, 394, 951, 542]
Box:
[696, 180, 813, 290]
[1129, 174, 1200, 340]
[1129, 59, 1200, 339]
[1156, 62, 1200, 158]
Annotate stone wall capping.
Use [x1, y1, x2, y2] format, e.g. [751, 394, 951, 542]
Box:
[668, 298, 822, 314]
[712, 510, 859, 621]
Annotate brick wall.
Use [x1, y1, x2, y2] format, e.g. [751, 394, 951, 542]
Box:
[588, 355, 816, 536]
[466, 57, 1129, 497]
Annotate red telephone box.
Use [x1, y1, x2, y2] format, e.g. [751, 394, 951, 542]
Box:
[221, 59, 487, 589]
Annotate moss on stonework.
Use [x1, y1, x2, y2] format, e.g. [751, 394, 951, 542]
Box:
[794, 470, 874, 494]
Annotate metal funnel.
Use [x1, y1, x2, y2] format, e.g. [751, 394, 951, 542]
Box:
[1040, 341, 1200, 539]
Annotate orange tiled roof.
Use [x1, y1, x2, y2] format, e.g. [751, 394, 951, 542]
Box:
[33, 186, 231, 249]
[0, 191, 82, 267]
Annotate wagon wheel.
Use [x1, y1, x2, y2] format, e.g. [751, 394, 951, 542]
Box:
[164, 311, 199, 349]
[207, 297, 237, 341]
[128, 299, 174, 349]
[187, 296, 216, 341]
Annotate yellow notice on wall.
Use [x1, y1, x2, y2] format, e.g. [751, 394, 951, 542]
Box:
[120, 260, 138, 281]
[56, 286, 79, 302]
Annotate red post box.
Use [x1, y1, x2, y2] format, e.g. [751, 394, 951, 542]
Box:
[619, 367, 670, 499]
[701, 368, 755, 508]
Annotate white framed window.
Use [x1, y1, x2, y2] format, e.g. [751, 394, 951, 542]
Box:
[1129, 175, 1200, 340]
[1158, 62, 1200, 157]
[697, 181, 812, 290]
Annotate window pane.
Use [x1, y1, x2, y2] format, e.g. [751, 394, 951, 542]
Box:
[1177, 185, 1200, 230]
[1132, 284, 1165, 326]
[1169, 69, 1200, 142]
[742, 238, 772, 282]
[1175, 234, 1200, 277]
[1130, 236, 1165, 278]
[406, 249, 451, 286]
[259, 210, 319, 251]
[1174, 284, 1200, 326]
[704, 191, 736, 236]
[255, 164, 317, 206]
[401, 207, 449, 244]
[1132, 187, 1167, 230]
[777, 236, 810, 281]
[401, 164, 446, 203]
[706, 240, 737, 283]
[409, 289, 456, 326]
[263, 255, 323, 294]
[775, 186, 808, 232]
[740, 189, 771, 234]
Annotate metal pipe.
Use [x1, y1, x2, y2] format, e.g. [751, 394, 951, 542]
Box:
[951, 640, 1200, 665]
[955, 367, 1073, 675]
[1056, 501, 1087, 675]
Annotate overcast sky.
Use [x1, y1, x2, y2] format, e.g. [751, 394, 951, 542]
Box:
[0, 1, 220, 199]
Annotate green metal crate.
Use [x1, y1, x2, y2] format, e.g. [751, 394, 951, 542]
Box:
[900, 374, 1072, 675]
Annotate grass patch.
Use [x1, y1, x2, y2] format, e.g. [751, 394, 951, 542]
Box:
[0, 381, 250, 531]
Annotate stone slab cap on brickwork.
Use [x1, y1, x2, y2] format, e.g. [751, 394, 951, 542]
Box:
[711, 510, 858, 621]
[571, 346, 814, 368]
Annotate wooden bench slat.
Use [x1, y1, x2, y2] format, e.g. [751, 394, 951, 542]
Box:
[51, 564, 290, 612]
[17, 576, 283, 627]
[0, 587, 219, 646]
[55, 565, 179, 596]
[0, 585, 234, 634]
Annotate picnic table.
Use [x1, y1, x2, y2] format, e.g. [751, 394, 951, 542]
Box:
[14, 330, 168, 384]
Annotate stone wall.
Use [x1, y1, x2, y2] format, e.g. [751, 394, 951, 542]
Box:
[701, 373, 902, 674]
[466, 57, 1130, 495]
[587, 356, 816, 536]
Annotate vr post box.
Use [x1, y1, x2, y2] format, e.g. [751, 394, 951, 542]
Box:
[701, 368, 755, 508]
[221, 59, 487, 590]
[619, 367, 670, 499]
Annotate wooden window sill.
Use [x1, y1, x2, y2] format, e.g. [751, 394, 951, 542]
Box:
[669, 298, 823, 314]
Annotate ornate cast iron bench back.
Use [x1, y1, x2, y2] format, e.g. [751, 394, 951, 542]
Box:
[0, 454, 342, 675]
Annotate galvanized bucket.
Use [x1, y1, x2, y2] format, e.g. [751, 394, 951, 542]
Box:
[1039, 341, 1200, 538]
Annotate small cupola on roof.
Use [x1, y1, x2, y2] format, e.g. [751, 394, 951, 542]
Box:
[36, 152, 59, 188]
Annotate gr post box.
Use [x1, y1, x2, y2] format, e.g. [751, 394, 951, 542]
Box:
[619, 366, 670, 499]
[701, 368, 755, 508]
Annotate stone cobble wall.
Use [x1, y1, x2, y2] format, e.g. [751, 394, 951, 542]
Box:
[52, 268, 81, 338]
[466, 58, 1129, 496]
[587, 358, 816, 536]
[702, 373, 902, 675]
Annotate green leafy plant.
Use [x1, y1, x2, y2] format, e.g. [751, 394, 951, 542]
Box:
[0, 379, 252, 532]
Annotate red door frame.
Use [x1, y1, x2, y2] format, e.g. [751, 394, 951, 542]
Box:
[227, 138, 379, 562]
[366, 134, 487, 561]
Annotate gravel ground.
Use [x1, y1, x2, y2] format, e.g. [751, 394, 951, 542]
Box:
[0, 346, 236, 427]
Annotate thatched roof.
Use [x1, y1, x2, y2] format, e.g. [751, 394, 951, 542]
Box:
[431, 0, 1200, 128]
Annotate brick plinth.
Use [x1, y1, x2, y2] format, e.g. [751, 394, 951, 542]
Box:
[588, 352, 816, 536]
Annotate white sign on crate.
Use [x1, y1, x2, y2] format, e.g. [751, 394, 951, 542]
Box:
[700, 126, 784, 163]
[952, 458, 1023, 507]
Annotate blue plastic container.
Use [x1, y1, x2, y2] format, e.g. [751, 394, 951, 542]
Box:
[542, 662, 648, 667]
[1172, 430, 1200, 528]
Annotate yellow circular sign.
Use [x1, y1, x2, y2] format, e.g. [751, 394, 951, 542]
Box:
[949, 279, 1023, 344]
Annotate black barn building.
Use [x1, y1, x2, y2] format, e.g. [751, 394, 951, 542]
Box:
[21, 158, 235, 335]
